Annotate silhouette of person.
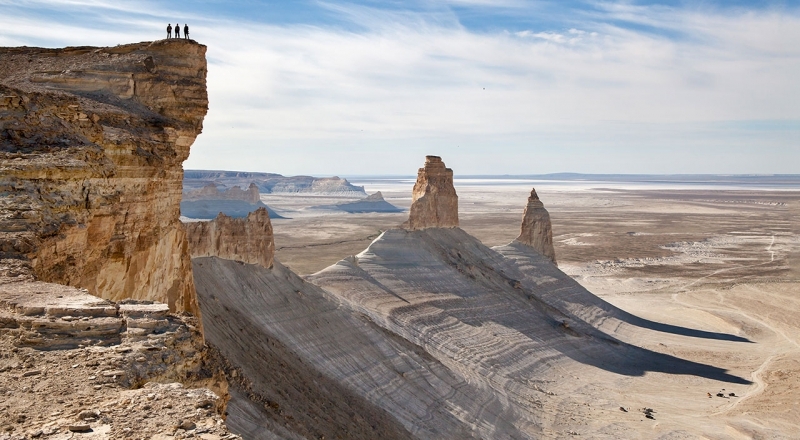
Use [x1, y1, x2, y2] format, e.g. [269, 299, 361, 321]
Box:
[167, 23, 172, 39]
[175, 23, 180, 38]
[184, 24, 189, 40]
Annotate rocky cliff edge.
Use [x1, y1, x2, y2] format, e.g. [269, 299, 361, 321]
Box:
[0, 40, 208, 314]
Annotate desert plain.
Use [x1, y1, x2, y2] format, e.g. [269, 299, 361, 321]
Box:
[264, 177, 799, 438]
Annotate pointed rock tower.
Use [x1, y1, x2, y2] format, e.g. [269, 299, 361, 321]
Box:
[516, 188, 557, 265]
[402, 156, 459, 230]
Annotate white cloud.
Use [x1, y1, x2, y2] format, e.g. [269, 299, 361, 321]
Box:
[2, 1, 798, 174]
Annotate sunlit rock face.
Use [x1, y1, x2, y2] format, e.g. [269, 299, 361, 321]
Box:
[402, 155, 459, 230]
[186, 208, 275, 269]
[0, 40, 208, 314]
[516, 188, 557, 265]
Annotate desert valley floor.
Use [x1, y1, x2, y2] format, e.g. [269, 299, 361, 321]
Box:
[261, 178, 799, 438]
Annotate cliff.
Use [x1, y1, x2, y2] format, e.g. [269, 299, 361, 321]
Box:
[516, 188, 557, 265]
[184, 182, 261, 204]
[0, 40, 207, 313]
[402, 156, 459, 230]
[184, 170, 366, 195]
[186, 208, 275, 269]
[180, 181, 285, 219]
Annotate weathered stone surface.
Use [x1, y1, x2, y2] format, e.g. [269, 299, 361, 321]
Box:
[515, 188, 557, 265]
[0, 280, 188, 348]
[0, 40, 208, 314]
[185, 208, 274, 269]
[402, 156, 458, 230]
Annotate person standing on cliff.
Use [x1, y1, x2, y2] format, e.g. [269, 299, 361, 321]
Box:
[175, 23, 180, 38]
[184, 24, 189, 40]
[167, 23, 172, 38]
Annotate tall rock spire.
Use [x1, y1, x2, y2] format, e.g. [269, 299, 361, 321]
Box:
[516, 188, 557, 265]
[402, 156, 459, 230]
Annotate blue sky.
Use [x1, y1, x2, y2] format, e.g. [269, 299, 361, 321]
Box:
[1, 0, 799, 175]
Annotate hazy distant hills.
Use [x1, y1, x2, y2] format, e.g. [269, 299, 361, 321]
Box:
[310, 191, 403, 213]
[185, 170, 366, 195]
[460, 173, 800, 185]
[348, 173, 800, 186]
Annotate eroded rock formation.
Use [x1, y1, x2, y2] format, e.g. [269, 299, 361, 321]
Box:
[0, 40, 208, 313]
[313, 191, 404, 213]
[186, 208, 274, 269]
[184, 170, 366, 195]
[402, 156, 458, 230]
[184, 182, 261, 204]
[516, 188, 557, 265]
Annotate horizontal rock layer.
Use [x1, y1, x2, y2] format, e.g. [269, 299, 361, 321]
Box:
[0, 40, 208, 313]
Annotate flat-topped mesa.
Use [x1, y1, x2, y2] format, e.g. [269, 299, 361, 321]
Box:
[402, 156, 459, 230]
[0, 40, 208, 314]
[185, 182, 261, 204]
[185, 208, 275, 269]
[516, 188, 557, 265]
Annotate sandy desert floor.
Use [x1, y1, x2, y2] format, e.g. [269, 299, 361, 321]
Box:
[264, 178, 799, 438]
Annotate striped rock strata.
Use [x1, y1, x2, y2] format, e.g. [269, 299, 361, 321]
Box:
[0, 40, 208, 313]
[402, 156, 458, 230]
[516, 188, 557, 265]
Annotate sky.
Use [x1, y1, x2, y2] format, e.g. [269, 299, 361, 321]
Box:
[1, 0, 799, 176]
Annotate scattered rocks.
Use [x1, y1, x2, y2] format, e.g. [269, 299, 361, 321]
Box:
[67, 424, 91, 432]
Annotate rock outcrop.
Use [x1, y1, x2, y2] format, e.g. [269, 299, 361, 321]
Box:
[516, 188, 557, 265]
[312, 191, 404, 213]
[184, 170, 366, 195]
[181, 181, 284, 220]
[184, 182, 261, 204]
[402, 156, 458, 230]
[185, 208, 274, 269]
[0, 40, 207, 313]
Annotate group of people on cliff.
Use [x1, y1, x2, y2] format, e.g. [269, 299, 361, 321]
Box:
[166, 23, 189, 39]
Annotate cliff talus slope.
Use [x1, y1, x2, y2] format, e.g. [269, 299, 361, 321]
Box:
[0, 40, 207, 313]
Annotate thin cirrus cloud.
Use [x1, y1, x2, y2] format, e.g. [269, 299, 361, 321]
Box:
[1, 0, 798, 175]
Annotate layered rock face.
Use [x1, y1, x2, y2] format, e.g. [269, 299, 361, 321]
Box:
[516, 188, 557, 265]
[186, 208, 275, 269]
[0, 40, 208, 313]
[402, 156, 458, 230]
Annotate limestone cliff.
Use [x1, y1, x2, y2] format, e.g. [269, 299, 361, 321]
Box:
[402, 156, 458, 230]
[0, 40, 208, 314]
[186, 208, 275, 269]
[184, 182, 261, 204]
[516, 188, 557, 265]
